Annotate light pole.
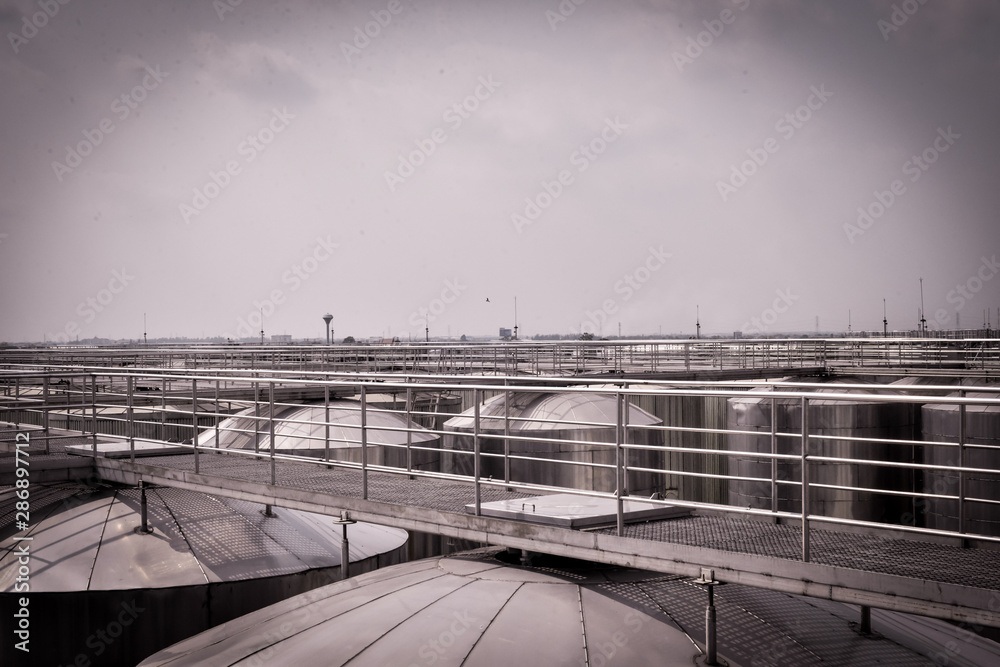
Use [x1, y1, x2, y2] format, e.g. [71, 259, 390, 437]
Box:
[323, 313, 333, 345]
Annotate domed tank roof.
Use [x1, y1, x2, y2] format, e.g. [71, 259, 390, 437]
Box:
[444, 392, 661, 432]
[198, 400, 438, 453]
[728, 376, 897, 408]
[922, 384, 1000, 415]
[0, 482, 407, 592]
[138, 548, 700, 666]
[138, 547, 985, 667]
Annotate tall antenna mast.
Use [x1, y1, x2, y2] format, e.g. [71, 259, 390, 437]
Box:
[882, 298, 888, 337]
[513, 296, 518, 341]
[919, 277, 926, 335]
[696, 305, 701, 339]
[143, 312, 147, 347]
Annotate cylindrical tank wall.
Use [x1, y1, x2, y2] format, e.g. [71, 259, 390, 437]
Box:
[727, 394, 919, 523]
[0, 551, 405, 667]
[442, 394, 664, 497]
[442, 427, 664, 496]
[921, 391, 1000, 536]
[628, 393, 730, 505]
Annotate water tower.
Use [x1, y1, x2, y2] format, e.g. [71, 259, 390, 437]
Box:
[322, 313, 333, 344]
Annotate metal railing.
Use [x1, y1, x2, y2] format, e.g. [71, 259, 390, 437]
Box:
[2, 338, 999, 376]
[3, 368, 1000, 561]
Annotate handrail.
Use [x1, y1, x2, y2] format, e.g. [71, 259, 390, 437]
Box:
[3, 367, 1000, 557]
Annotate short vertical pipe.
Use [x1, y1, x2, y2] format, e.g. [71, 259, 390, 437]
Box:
[801, 396, 810, 562]
[860, 605, 871, 635]
[706, 584, 718, 666]
[138, 480, 151, 534]
[341, 521, 351, 580]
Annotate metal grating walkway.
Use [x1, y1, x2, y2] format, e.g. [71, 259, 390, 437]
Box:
[6, 434, 1000, 628]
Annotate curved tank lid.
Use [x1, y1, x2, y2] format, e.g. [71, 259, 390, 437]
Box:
[0, 482, 407, 593]
[444, 392, 661, 432]
[198, 400, 438, 452]
[728, 376, 909, 407]
[138, 548, 700, 666]
[140, 547, 1000, 667]
[922, 383, 1000, 414]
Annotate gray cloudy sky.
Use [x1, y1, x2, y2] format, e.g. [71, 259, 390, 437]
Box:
[2, 0, 999, 342]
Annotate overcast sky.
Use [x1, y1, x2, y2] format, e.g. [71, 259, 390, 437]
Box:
[2, 0, 999, 342]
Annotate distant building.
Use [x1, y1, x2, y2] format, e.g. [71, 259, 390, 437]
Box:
[499, 327, 512, 339]
[271, 334, 292, 343]
[368, 336, 400, 345]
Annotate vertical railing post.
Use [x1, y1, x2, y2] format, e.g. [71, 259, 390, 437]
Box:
[770, 394, 778, 518]
[405, 385, 413, 475]
[90, 374, 98, 454]
[622, 383, 630, 496]
[474, 388, 482, 516]
[361, 384, 368, 500]
[269, 381, 276, 486]
[214, 379, 220, 450]
[253, 375, 260, 455]
[324, 383, 331, 462]
[958, 389, 966, 538]
[192, 377, 199, 474]
[616, 391, 624, 537]
[127, 375, 135, 463]
[503, 383, 511, 485]
[800, 396, 810, 562]
[42, 375, 50, 455]
[159, 376, 166, 440]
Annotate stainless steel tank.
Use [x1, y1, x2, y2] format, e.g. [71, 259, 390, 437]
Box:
[442, 392, 664, 496]
[0, 482, 408, 667]
[727, 379, 919, 523]
[137, 548, 703, 667]
[921, 386, 1000, 536]
[628, 391, 730, 505]
[197, 400, 441, 470]
[137, 546, 983, 667]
